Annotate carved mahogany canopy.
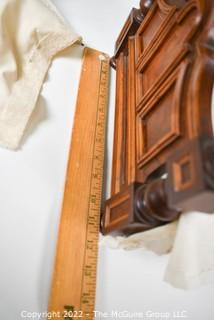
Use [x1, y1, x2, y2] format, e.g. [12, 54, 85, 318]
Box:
[101, 0, 214, 235]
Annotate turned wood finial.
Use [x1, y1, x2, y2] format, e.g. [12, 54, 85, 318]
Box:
[135, 178, 180, 226]
[140, 0, 154, 15]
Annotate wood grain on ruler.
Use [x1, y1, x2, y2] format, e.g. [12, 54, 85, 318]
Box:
[49, 48, 109, 320]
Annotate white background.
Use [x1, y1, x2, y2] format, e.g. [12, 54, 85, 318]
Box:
[0, 0, 213, 319]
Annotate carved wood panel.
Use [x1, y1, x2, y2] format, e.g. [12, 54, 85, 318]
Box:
[101, 0, 214, 235]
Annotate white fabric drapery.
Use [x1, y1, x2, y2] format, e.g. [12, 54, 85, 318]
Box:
[100, 209, 214, 290]
[0, 0, 81, 149]
[1, 0, 214, 292]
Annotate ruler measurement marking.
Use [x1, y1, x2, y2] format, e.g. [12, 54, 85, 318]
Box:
[80, 58, 109, 314]
[48, 48, 109, 320]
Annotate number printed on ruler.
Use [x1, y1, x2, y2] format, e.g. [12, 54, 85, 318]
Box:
[81, 56, 109, 316]
[48, 48, 110, 320]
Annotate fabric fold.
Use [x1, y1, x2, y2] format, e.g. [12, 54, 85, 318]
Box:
[100, 210, 214, 290]
[0, 0, 82, 149]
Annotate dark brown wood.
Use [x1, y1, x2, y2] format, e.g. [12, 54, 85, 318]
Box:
[101, 179, 180, 236]
[101, 0, 214, 235]
[166, 137, 214, 212]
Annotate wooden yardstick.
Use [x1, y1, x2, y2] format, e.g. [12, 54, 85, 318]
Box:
[49, 48, 109, 320]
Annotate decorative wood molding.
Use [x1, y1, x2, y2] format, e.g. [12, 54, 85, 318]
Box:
[101, 0, 214, 235]
[136, 61, 190, 167]
[166, 137, 214, 213]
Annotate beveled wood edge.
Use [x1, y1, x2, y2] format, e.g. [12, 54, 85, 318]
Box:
[103, 0, 214, 235]
[111, 1, 154, 67]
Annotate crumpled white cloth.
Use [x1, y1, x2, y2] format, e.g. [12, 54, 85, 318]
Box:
[0, 0, 81, 149]
[100, 211, 214, 290]
[164, 212, 214, 289]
